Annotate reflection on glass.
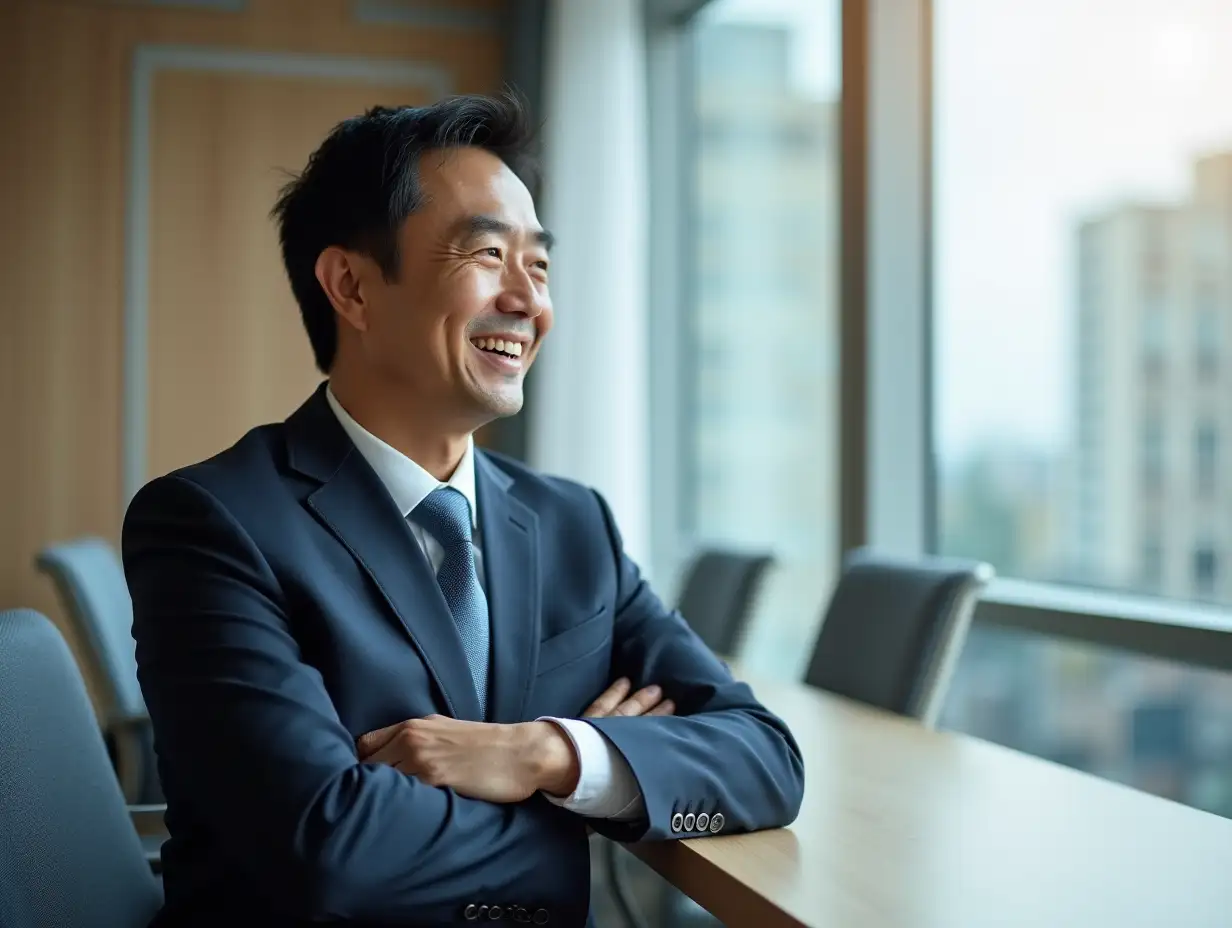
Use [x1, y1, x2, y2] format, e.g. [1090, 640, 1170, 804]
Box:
[681, 0, 839, 675]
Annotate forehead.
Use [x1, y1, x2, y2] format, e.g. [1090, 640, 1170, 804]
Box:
[414, 146, 539, 230]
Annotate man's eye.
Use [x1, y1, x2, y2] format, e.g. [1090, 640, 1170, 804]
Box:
[481, 247, 502, 259]
[533, 260, 549, 272]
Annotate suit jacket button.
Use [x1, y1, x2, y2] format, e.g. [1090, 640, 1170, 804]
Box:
[709, 812, 725, 833]
[464, 904, 479, 920]
[670, 812, 684, 832]
[488, 905, 503, 919]
[696, 812, 709, 831]
[683, 813, 696, 832]
[533, 908, 550, 924]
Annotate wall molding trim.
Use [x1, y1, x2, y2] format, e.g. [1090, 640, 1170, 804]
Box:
[351, 1, 502, 32]
[122, 44, 453, 502]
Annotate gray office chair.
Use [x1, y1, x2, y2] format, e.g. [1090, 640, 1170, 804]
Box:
[805, 547, 994, 726]
[675, 550, 774, 657]
[35, 536, 162, 803]
[0, 608, 164, 928]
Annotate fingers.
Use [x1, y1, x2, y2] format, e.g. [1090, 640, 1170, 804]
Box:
[613, 684, 665, 717]
[356, 721, 409, 759]
[366, 734, 412, 769]
[585, 678, 679, 719]
[647, 699, 676, 717]
[583, 677, 632, 718]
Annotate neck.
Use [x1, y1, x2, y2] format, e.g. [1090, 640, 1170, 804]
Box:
[329, 374, 473, 481]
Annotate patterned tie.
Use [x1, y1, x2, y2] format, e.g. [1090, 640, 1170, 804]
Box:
[410, 487, 489, 714]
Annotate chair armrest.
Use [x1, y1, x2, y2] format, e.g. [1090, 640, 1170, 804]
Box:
[130, 804, 167, 875]
[128, 803, 166, 837]
[107, 711, 152, 730]
[106, 712, 153, 804]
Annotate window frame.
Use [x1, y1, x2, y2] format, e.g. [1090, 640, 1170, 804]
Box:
[646, 0, 1232, 671]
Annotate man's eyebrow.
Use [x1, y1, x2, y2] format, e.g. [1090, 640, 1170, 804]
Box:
[458, 214, 555, 251]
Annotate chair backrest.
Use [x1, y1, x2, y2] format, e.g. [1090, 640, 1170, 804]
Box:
[0, 609, 162, 928]
[804, 548, 993, 726]
[35, 537, 144, 719]
[676, 550, 774, 656]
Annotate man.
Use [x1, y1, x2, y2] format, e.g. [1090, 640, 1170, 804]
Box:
[123, 94, 804, 927]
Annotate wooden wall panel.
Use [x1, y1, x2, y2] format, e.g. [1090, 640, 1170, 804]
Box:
[147, 72, 430, 478]
[0, 0, 504, 707]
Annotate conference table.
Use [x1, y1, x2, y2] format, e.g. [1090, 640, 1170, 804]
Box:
[629, 673, 1232, 927]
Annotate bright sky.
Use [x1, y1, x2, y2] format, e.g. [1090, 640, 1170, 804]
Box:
[706, 0, 1232, 463]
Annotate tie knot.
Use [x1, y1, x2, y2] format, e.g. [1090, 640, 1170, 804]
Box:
[411, 487, 473, 549]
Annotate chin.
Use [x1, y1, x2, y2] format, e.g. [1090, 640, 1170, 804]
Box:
[473, 389, 524, 419]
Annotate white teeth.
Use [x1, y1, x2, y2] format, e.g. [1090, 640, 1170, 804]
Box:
[471, 337, 524, 358]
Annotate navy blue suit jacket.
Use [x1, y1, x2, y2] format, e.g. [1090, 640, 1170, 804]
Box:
[123, 384, 804, 927]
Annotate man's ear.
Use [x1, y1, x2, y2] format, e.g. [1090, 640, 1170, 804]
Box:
[315, 246, 369, 333]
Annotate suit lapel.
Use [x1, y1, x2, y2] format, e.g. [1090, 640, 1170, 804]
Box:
[476, 452, 541, 724]
[285, 385, 483, 722]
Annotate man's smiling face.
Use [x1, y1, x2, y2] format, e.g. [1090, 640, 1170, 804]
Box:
[356, 146, 554, 426]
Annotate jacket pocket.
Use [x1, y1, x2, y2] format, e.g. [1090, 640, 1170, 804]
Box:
[536, 607, 612, 676]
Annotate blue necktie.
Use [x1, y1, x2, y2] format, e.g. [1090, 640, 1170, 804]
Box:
[410, 487, 489, 714]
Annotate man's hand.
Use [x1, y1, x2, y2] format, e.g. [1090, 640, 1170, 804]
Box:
[356, 716, 579, 803]
[583, 677, 676, 719]
[356, 679, 674, 803]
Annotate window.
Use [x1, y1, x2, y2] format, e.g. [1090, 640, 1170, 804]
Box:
[1194, 545, 1218, 598]
[1196, 422, 1218, 498]
[933, 0, 1232, 823]
[1195, 281, 1221, 379]
[1141, 534, 1164, 589]
[935, 0, 1232, 605]
[659, 0, 839, 675]
[1140, 416, 1165, 495]
[1141, 299, 1167, 379]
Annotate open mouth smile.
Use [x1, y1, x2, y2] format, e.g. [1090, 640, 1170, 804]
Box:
[469, 335, 530, 373]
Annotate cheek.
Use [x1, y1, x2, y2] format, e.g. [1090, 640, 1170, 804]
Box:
[448, 270, 500, 323]
[536, 301, 555, 338]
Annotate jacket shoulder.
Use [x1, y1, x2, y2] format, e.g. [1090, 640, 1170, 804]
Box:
[130, 422, 288, 514]
[479, 449, 602, 513]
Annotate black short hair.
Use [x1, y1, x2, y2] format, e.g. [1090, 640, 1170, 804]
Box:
[271, 92, 536, 373]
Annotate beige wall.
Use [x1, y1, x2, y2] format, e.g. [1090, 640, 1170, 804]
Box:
[0, 0, 504, 700]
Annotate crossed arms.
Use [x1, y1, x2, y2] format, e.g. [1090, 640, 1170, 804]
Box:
[124, 474, 805, 924]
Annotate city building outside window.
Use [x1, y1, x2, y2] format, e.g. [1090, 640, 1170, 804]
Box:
[664, 0, 839, 675]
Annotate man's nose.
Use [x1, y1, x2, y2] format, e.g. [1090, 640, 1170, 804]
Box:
[496, 271, 548, 318]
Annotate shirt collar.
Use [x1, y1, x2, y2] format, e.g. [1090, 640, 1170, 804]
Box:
[325, 385, 478, 528]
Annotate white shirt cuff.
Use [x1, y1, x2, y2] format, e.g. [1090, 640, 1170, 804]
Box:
[538, 717, 646, 821]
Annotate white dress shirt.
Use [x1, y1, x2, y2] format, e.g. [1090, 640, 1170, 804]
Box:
[325, 387, 644, 820]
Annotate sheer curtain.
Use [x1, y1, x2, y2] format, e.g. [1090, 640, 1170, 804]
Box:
[530, 0, 651, 567]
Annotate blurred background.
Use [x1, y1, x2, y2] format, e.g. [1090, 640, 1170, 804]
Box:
[3, 0, 1232, 916]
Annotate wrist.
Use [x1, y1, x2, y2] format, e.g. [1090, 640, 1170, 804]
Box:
[518, 721, 580, 798]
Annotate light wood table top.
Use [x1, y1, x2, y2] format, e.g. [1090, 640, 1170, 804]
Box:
[631, 674, 1232, 928]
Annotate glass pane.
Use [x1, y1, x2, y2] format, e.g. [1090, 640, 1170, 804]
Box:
[935, 0, 1232, 603]
[943, 625, 1232, 820]
[681, 0, 840, 675]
